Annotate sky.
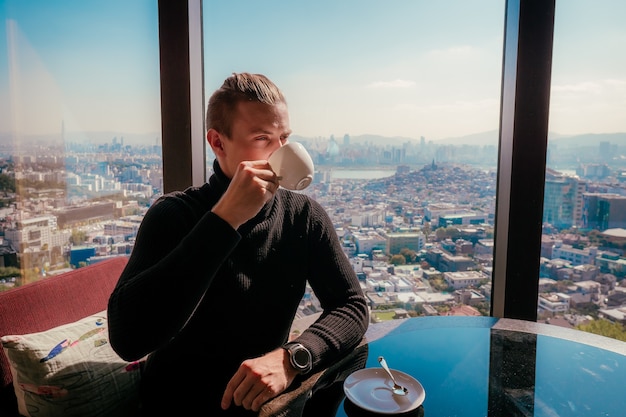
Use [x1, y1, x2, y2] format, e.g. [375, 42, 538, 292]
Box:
[1, 0, 625, 142]
[0, 0, 160, 140]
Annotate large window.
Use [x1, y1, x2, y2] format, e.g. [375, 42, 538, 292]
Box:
[0, 1, 162, 286]
[2, 0, 625, 343]
[541, 1, 626, 334]
[203, 0, 505, 319]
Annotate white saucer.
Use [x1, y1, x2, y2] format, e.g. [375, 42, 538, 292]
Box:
[343, 368, 426, 414]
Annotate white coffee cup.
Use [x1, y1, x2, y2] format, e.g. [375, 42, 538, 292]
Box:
[268, 142, 314, 190]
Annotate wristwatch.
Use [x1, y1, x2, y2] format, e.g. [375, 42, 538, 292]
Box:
[283, 342, 312, 374]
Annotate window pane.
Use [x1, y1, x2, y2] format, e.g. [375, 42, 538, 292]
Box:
[203, 0, 504, 319]
[0, 1, 161, 288]
[543, 0, 626, 340]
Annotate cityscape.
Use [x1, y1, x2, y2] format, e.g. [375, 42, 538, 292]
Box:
[1, 131, 626, 341]
[2, 2, 625, 416]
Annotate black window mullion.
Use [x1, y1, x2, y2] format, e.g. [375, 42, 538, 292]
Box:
[492, 0, 555, 320]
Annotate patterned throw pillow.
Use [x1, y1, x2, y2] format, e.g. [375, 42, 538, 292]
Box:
[1, 311, 143, 417]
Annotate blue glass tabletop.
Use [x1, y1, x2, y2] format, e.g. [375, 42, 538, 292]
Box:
[328, 316, 626, 417]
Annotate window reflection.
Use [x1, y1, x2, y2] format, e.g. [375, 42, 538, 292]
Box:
[0, 1, 161, 288]
[542, 0, 626, 341]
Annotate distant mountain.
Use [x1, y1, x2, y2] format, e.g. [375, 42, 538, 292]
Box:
[435, 130, 626, 148]
[549, 132, 626, 148]
[332, 130, 626, 149]
[62, 131, 162, 146]
[291, 133, 419, 147]
[2, 129, 624, 149]
[434, 130, 499, 147]
[0, 131, 161, 147]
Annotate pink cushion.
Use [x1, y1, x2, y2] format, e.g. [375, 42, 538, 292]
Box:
[0, 256, 128, 414]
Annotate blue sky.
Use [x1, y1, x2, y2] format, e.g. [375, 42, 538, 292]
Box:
[0, 0, 160, 139]
[1, 0, 625, 141]
[203, 0, 505, 140]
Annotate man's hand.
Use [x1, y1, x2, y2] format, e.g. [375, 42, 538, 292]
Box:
[221, 347, 298, 412]
[212, 161, 279, 229]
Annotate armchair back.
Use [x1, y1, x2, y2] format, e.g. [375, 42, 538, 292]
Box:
[0, 256, 128, 416]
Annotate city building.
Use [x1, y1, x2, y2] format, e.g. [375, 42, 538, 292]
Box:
[538, 293, 570, 315]
[438, 211, 489, 228]
[551, 241, 599, 266]
[543, 169, 586, 229]
[595, 252, 626, 278]
[439, 253, 476, 273]
[385, 231, 425, 256]
[443, 270, 488, 290]
[583, 193, 626, 230]
[352, 230, 387, 257]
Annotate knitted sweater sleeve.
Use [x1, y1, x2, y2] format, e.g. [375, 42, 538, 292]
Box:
[107, 194, 240, 361]
[291, 199, 369, 372]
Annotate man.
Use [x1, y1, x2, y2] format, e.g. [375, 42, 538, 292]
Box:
[107, 72, 369, 415]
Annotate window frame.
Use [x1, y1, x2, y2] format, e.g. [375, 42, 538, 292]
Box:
[158, 0, 206, 192]
[158, 0, 556, 321]
[492, 0, 555, 319]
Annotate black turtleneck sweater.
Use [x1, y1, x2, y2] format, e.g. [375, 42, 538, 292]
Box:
[107, 161, 369, 415]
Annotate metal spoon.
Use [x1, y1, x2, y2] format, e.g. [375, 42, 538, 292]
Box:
[378, 356, 409, 396]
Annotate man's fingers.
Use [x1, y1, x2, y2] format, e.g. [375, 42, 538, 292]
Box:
[238, 160, 278, 181]
[232, 377, 256, 408]
[221, 371, 245, 410]
[247, 385, 276, 412]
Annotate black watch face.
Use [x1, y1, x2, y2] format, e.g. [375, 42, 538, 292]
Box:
[294, 348, 309, 367]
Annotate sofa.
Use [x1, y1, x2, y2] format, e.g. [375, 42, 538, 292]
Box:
[0, 255, 367, 417]
[0, 257, 131, 417]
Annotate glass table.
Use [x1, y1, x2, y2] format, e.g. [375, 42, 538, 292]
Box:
[303, 316, 626, 417]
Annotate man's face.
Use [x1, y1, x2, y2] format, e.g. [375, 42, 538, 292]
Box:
[210, 100, 291, 179]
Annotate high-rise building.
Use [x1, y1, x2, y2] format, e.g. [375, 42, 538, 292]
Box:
[583, 193, 626, 230]
[543, 169, 587, 229]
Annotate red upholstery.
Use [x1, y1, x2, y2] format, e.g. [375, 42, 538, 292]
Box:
[0, 256, 128, 416]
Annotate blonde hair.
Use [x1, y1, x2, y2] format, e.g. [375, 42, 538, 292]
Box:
[206, 72, 286, 138]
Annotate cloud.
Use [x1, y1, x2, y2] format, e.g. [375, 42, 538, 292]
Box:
[605, 78, 626, 87]
[552, 81, 603, 94]
[366, 79, 416, 89]
[427, 45, 476, 58]
[549, 78, 626, 134]
[552, 79, 626, 95]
